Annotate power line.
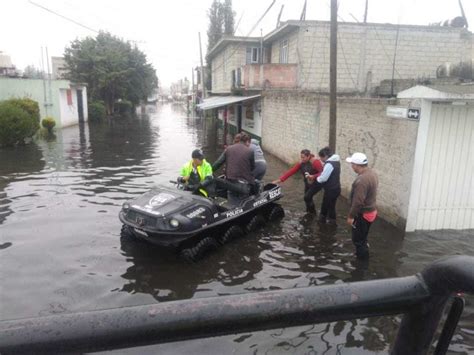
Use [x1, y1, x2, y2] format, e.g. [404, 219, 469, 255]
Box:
[210, 0, 276, 74]
[29, 0, 99, 33]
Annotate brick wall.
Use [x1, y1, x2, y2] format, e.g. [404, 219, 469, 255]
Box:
[243, 64, 298, 89]
[274, 22, 472, 93]
[211, 44, 247, 94]
[261, 90, 419, 228]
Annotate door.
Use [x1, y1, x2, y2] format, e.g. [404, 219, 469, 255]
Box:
[77, 89, 84, 123]
[413, 103, 473, 230]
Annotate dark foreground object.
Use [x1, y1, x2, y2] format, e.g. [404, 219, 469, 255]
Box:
[119, 182, 284, 261]
[0, 255, 473, 354]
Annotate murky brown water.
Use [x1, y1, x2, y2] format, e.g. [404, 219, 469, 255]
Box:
[0, 103, 472, 354]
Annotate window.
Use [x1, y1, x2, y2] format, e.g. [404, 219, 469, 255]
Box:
[246, 47, 260, 64]
[279, 39, 288, 64]
[251, 47, 259, 63]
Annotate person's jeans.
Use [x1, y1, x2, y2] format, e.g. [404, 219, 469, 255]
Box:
[304, 182, 322, 213]
[351, 214, 372, 259]
[320, 187, 341, 219]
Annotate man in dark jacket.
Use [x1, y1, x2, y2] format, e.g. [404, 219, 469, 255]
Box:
[213, 133, 255, 207]
[316, 146, 341, 225]
[346, 152, 379, 259]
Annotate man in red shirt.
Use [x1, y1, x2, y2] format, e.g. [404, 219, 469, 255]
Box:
[273, 149, 323, 213]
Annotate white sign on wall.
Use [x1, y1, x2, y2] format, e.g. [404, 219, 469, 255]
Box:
[386, 106, 408, 119]
[386, 106, 421, 120]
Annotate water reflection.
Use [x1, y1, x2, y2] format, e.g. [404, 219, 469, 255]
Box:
[0, 103, 472, 354]
[119, 231, 265, 301]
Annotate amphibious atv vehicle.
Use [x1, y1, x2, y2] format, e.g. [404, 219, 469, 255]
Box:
[119, 179, 284, 261]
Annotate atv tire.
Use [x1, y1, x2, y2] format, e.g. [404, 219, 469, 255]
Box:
[120, 224, 135, 240]
[246, 214, 266, 233]
[180, 237, 218, 262]
[219, 225, 243, 245]
[268, 204, 285, 221]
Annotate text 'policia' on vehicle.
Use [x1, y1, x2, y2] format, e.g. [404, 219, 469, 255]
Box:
[119, 180, 284, 262]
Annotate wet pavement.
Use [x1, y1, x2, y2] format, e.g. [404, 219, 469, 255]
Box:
[0, 103, 472, 354]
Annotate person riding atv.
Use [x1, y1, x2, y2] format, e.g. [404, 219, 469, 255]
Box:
[179, 149, 214, 197]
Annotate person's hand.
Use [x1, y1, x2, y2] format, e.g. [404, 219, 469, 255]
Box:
[347, 217, 354, 226]
[182, 175, 190, 182]
[307, 175, 315, 183]
[272, 179, 281, 184]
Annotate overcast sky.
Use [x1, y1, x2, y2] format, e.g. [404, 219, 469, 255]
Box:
[1, 0, 472, 87]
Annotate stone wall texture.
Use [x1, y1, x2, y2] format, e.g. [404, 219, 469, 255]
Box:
[261, 90, 420, 228]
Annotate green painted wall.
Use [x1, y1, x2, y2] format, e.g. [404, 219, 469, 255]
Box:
[0, 78, 70, 127]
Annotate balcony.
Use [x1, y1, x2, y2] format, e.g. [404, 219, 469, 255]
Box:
[242, 64, 298, 90]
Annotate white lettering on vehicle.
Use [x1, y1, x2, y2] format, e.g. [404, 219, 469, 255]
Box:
[253, 198, 267, 207]
[225, 208, 243, 218]
[186, 207, 206, 219]
[269, 187, 281, 199]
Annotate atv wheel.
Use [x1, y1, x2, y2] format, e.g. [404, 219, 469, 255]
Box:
[219, 225, 243, 245]
[268, 204, 285, 221]
[120, 224, 135, 240]
[246, 214, 266, 233]
[180, 237, 218, 262]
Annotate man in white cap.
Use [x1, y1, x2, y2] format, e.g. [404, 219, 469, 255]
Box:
[345, 152, 378, 259]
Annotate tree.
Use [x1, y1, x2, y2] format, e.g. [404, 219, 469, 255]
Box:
[223, 0, 235, 35]
[206, 0, 235, 90]
[23, 65, 44, 79]
[64, 32, 158, 115]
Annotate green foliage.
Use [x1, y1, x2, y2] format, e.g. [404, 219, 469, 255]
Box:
[23, 65, 45, 79]
[0, 99, 40, 147]
[7, 98, 40, 123]
[115, 100, 133, 115]
[88, 101, 106, 121]
[41, 117, 56, 132]
[206, 0, 235, 90]
[64, 32, 158, 116]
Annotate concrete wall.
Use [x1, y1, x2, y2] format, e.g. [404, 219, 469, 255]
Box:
[271, 22, 472, 93]
[270, 31, 299, 64]
[0, 78, 87, 127]
[58, 87, 88, 127]
[211, 44, 247, 94]
[261, 90, 419, 228]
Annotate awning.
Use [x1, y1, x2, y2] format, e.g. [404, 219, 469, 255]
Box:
[197, 94, 261, 111]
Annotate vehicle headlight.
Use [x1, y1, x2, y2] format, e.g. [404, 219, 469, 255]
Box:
[122, 202, 130, 211]
[169, 218, 180, 228]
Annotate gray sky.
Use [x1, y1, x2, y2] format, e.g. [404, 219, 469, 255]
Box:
[1, 0, 472, 87]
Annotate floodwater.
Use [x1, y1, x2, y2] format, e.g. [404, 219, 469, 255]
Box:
[0, 103, 472, 354]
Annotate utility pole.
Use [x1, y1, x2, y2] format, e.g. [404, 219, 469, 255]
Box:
[191, 67, 195, 112]
[329, 0, 337, 152]
[198, 32, 206, 99]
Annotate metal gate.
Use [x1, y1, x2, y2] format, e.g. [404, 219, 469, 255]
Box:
[412, 103, 473, 230]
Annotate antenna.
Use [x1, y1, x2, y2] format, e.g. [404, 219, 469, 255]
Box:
[276, 5, 284, 28]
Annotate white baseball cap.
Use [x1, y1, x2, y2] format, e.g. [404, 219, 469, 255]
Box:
[346, 152, 368, 165]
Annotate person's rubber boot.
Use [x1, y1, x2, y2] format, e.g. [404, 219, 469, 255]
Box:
[318, 214, 327, 223]
[306, 203, 316, 214]
[327, 218, 337, 226]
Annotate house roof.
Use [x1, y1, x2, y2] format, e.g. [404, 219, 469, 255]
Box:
[263, 22, 300, 43]
[397, 84, 474, 100]
[197, 94, 261, 111]
[207, 36, 261, 59]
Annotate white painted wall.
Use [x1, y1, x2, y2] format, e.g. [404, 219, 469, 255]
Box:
[58, 86, 88, 127]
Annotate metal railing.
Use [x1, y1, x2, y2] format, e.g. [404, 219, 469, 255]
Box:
[1, 255, 473, 354]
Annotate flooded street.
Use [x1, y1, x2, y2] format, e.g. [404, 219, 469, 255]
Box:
[1, 104, 473, 354]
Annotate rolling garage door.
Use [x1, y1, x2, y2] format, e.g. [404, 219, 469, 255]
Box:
[414, 103, 473, 230]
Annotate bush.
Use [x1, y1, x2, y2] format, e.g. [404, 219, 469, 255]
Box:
[115, 100, 133, 115]
[41, 116, 56, 133]
[0, 100, 40, 146]
[88, 101, 106, 121]
[8, 98, 41, 123]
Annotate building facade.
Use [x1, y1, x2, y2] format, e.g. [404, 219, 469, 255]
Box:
[0, 78, 88, 128]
